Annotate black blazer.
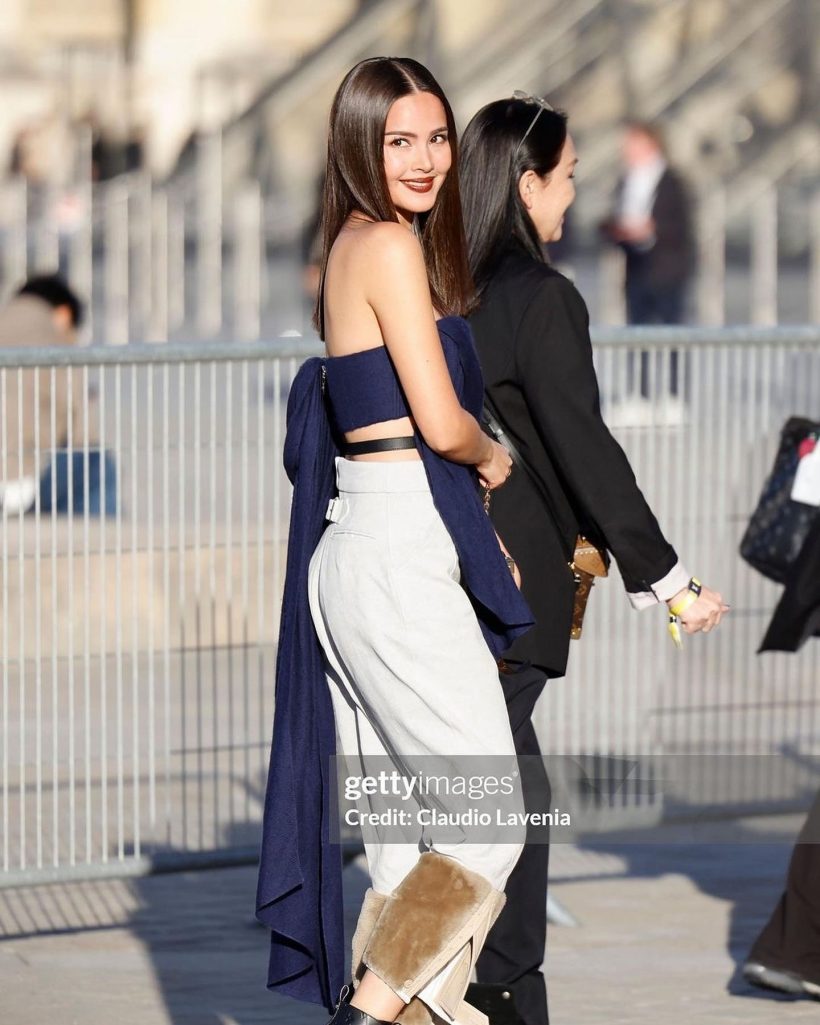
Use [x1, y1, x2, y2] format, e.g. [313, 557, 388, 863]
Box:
[616, 168, 695, 288]
[469, 244, 679, 676]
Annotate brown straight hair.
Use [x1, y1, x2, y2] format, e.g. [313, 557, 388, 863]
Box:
[313, 56, 474, 337]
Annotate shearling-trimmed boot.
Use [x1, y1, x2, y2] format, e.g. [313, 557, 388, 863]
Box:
[326, 983, 395, 1025]
[352, 889, 390, 988]
[351, 889, 431, 1025]
[361, 853, 506, 1025]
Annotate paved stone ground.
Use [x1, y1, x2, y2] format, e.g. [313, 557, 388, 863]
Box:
[2, 813, 818, 1025]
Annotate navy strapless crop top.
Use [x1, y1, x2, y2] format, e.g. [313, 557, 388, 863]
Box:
[324, 345, 410, 432]
[323, 318, 469, 432]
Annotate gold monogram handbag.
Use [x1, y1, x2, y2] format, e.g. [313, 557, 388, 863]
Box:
[570, 535, 609, 639]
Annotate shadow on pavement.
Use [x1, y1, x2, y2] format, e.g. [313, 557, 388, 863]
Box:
[571, 810, 808, 1008]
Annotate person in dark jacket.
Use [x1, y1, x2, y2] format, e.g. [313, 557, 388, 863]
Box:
[743, 789, 820, 1000]
[600, 121, 695, 398]
[758, 512, 820, 653]
[601, 121, 695, 326]
[743, 514, 820, 1000]
[459, 95, 728, 1025]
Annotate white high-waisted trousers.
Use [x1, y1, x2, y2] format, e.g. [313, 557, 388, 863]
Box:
[308, 457, 525, 895]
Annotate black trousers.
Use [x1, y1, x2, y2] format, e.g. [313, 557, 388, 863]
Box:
[474, 661, 551, 1025]
[625, 271, 687, 398]
[625, 275, 686, 326]
[748, 788, 820, 982]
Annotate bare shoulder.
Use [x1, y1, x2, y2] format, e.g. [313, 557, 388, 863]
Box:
[324, 220, 432, 346]
[332, 221, 430, 315]
[328, 220, 423, 282]
[346, 220, 424, 268]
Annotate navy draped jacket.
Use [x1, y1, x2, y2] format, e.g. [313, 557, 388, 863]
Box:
[255, 316, 533, 1011]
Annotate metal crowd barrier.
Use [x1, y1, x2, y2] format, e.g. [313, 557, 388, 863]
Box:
[0, 339, 315, 886]
[0, 327, 818, 887]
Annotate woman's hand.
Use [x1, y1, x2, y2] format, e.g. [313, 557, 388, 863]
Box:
[667, 584, 729, 635]
[476, 439, 513, 490]
[494, 530, 521, 589]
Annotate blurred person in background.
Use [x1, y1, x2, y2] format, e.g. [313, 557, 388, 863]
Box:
[459, 94, 727, 1025]
[0, 274, 115, 516]
[600, 121, 695, 401]
[6, 115, 73, 197]
[8, 123, 49, 186]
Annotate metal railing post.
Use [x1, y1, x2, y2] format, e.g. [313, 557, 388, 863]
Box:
[810, 190, 820, 325]
[697, 186, 726, 326]
[195, 132, 223, 338]
[233, 182, 262, 341]
[104, 181, 130, 345]
[750, 184, 778, 326]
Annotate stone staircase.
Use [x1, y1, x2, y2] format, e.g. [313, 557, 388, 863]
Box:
[445, 0, 819, 239]
[189, 0, 814, 250]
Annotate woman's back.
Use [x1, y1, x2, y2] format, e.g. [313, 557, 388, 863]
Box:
[323, 219, 399, 358]
[322, 219, 435, 454]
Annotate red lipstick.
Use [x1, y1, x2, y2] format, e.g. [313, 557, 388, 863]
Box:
[402, 177, 435, 194]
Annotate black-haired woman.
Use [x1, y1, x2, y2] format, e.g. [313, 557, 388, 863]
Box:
[256, 61, 534, 1025]
[459, 97, 728, 1025]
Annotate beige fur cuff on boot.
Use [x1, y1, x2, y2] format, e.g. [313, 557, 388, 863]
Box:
[352, 888, 431, 1025]
[362, 852, 506, 1022]
[352, 889, 388, 987]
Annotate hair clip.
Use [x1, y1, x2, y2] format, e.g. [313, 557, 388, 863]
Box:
[512, 90, 555, 157]
[512, 90, 555, 111]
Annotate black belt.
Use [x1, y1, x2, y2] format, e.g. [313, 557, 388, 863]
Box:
[343, 436, 417, 456]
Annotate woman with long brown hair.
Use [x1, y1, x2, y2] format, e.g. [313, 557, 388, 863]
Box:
[256, 59, 533, 1025]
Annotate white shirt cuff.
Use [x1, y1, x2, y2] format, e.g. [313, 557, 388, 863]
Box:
[627, 560, 691, 611]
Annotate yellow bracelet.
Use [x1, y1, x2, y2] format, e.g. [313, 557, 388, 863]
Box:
[669, 591, 698, 617]
[669, 578, 702, 617]
[668, 578, 703, 649]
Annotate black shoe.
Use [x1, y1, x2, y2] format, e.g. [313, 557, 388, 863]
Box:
[327, 984, 395, 1025]
[743, 961, 820, 1000]
[464, 983, 526, 1025]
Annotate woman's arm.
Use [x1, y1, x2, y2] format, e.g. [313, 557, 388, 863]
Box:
[514, 274, 671, 583]
[359, 222, 510, 485]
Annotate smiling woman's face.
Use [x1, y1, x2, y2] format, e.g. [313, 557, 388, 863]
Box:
[520, 133, 578, 243]
[383, 91, 452, 227]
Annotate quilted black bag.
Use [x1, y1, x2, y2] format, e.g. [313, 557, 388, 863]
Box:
[740, 417, 820, 583]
